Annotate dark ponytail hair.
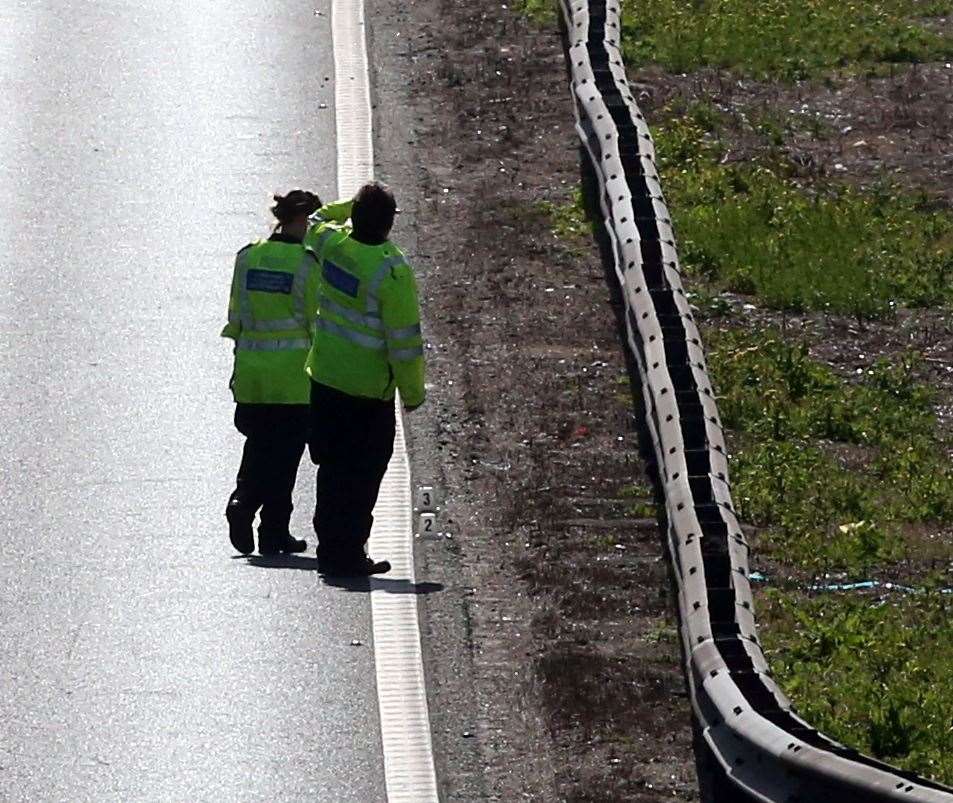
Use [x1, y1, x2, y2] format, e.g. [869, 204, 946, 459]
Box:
[271, 190, 322, 224]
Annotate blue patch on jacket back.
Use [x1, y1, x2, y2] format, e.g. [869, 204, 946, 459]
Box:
[323, 261, 360, 298]
[246, 269, 294, 294]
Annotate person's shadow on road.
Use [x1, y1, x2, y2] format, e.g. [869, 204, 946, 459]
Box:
[243, 554, 444, 595]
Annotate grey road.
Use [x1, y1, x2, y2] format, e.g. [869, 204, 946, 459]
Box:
[0, 2, 385, 800]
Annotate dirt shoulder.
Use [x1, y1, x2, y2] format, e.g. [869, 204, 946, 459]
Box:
[369, 0, 699, 800]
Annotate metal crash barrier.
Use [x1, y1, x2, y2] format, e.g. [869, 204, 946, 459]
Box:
[557, 1, 953, 800]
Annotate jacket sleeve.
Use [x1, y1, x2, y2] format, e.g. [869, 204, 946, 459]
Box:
[220, 247, 249, 339]
[305, 221, 350, 256]
[316, 199, 353, 223]
[380, 261, 426, 407]
[305, 201, 353, 254]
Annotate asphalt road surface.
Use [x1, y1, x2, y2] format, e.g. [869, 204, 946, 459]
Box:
[0, 2, 386, 800]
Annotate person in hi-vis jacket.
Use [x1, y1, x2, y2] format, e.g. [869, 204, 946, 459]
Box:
[303, 182, 425, 576]
[222, 190, 323, 556]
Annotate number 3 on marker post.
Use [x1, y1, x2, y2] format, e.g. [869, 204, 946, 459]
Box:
[415, 485, 438, 513]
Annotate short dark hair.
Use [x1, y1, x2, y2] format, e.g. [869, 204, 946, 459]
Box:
[351, 182, 396, 240]
[271, 189, 322, 223]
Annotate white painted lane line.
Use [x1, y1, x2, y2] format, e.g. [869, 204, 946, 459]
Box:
[331, 1, 440, 800]
[332, 0, 373, 193]
[368, 413, 441, 801]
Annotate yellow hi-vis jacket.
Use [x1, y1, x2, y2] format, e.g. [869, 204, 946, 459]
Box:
[221, 234, 321, 404]
[303, 200, 426, 407]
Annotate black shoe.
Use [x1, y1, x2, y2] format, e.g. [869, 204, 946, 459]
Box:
[318, 555, 391, 576]
[226, 500, 254, 555]
[258, 532, 308, 555]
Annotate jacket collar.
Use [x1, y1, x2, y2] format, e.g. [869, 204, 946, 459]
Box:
[268, 231, 303, 244]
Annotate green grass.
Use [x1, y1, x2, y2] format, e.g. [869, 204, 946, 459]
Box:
[760, 589, 953, 783]
[538, 188, 590, 240]
[516, 0, 953, 78]
[516, 0, 557, 24]
[708, 328, 953, 575]
[654, 110, 953, 317]
[709, 327, 953, 785]
[619, 0, 953, 79]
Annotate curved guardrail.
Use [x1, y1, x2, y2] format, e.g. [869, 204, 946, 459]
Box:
[557, 1, 953, 800]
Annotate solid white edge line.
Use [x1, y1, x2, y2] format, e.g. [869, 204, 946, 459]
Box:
[330, 1, 440, 801]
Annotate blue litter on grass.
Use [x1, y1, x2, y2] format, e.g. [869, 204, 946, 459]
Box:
[811, 580, 879, 592]
[745, 571, 951, 594]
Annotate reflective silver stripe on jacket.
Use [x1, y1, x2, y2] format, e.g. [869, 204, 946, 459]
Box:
[235, 250, 255, 329]
[312, 227, 338, 256]
[291, 254, 314, 325]
[245, 317, 304, 333]
[365, 256, 408, 314]
[386, 323, 422, 341]
[236, 337, 311, 352]
[315, 316, 386, 351]
[388, 344, 425, 362]
[320, 295, 383, 331]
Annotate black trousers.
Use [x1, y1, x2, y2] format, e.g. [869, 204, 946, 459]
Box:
[230, 403, 309, 535]
[309, 381, 395, 564]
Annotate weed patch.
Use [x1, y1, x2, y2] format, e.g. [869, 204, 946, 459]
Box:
[760, 589, 953, 783]
[515, 0, 557, 25]
[708, 327, 953, 575]
[619, 0, 953, 79]
[655, 111, 953, 317]
[538, 188, 591, 242]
